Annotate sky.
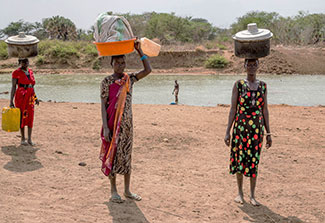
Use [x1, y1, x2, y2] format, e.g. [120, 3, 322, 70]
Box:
[0, 0, 324, 30]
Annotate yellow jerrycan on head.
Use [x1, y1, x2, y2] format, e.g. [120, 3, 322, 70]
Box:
[2, 107, 21, 132]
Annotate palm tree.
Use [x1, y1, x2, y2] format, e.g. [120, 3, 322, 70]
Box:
[43, 16, 77, 40]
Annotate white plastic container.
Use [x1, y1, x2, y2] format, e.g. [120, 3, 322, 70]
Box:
[140, 37, 161, 57]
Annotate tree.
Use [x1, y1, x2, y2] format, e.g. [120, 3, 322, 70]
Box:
[1, 20, 35, 37]
[190, 18, 216, 41]
[32, 22, 48, 40]
[43, 16, 77, 40]
[231, 11, 280, 34]
[145, 13, 193, 43]
[76, 28, 93, 41]
[121, 12, 152, 38]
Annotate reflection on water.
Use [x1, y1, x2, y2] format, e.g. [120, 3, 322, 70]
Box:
[0, 73, 324, 106]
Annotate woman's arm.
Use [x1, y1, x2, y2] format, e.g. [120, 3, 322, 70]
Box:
[224, 82, 238, 146]
[9, 78, 17, 107]
[133, 41, 152, 80]
[262, 87, 272, 148]
[101, 97, 110, 141]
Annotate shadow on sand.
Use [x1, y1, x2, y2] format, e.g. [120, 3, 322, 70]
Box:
[104, 199, 150, 223]
[1, 145, 43, 172]
[239, 201, 304, 223]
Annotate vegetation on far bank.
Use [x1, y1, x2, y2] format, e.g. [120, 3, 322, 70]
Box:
[1, 11, 324, 45]
[0, 11, 324, 69]
[205, 54, 229, 69]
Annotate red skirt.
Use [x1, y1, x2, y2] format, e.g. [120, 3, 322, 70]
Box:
[15, 87, 36, 128]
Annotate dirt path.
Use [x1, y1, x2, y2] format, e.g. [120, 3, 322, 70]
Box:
[0, 99, 324, 222]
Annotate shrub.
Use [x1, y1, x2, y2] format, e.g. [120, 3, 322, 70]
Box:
[0, 41, 8, 60]
[205, 41, 227, 50]
[83, 44, 98, 57]
[205, 54, 229, 68]
[216, 43, 227, 50]
[92, 58, 101, 70]
[50, 44, 79, 58]
[35, 55, 45, 66]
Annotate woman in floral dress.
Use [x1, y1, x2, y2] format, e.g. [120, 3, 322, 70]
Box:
[224, 58, 272, 206]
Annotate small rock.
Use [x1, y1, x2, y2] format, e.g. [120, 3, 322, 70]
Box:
[55, 150, 63, 154]
[151, 123, 158, 126]
[73, 107, 78, 109]
[163, 138, 169, 143]
[79, 162, 87, 166]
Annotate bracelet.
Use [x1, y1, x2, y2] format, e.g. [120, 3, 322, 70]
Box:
[140, 55, 148, 61]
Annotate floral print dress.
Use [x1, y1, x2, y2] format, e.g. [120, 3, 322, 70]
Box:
[100, 73, 138, 176]
[229, 79, 267, 178]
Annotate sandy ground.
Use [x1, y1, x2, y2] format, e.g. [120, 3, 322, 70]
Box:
[0, 99, 324, 223]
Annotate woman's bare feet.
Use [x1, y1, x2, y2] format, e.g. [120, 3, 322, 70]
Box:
[124, 192, 142, 201]
[27, 140, 35, 146]
[110, 192, 124, 203]
[234, 194, 244, 204]
[21, 139, 28, 146]
[250, 197, 260, 206]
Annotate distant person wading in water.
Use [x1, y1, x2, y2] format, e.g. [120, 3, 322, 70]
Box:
[172, 80, 179, 104]
[100, 41, 151, 203]
[224, 58, 272, 206]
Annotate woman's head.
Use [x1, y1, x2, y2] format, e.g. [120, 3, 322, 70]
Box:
[111, 55, 126, 74]
[18, 58, 29, 69]
[244, 58, 259, 75]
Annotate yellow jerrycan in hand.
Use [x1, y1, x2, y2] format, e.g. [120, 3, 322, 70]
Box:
[2, 107, 21, 132]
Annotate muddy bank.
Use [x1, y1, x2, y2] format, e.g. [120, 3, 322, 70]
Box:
[0, 45, 324, 75]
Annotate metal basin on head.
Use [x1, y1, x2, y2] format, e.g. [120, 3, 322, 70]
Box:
[232, 23, 273, 59]
[5, 32, 39, 58]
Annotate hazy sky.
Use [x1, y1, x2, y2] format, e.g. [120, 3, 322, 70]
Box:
[0, 0, 324, 30]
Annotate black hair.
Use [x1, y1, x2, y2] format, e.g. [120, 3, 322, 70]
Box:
[110, 55, 125, 66]
[18, 58, 29, 64]
[245, 58, 259, 63]
[244, 58, 259, 67]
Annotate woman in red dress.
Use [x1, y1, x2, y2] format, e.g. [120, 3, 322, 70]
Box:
[9, 58, 39, 146]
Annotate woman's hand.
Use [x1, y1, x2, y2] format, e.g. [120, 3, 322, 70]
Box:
[266, 135, 272, 149]
[9, 101, 15, 108]
[134, 40, 142, 53]
[35, 99, 40, 106]
[224, 133, 231, 147]
[103, 127, 111, 142]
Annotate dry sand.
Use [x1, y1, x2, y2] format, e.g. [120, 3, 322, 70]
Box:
[0, 99, 324, 223]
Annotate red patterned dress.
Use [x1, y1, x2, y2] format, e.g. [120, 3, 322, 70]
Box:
[12, 68, 37, 128]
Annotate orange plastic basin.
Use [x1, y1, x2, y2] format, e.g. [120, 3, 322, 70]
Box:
[94, 38, 136, 56]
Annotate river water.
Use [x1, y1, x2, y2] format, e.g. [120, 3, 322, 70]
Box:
[0, 73, 324, 106]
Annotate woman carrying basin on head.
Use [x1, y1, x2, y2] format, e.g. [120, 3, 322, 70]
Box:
[224, 58, 272, 206]
[9, 58, 39, 146]
[100, 41, 151, 203]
